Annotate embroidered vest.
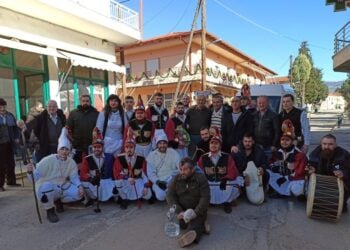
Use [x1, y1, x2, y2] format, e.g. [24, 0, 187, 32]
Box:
[201, 153, 229, 182]
[117, 155, 145, 178]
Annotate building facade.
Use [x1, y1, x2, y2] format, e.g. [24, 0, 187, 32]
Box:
[115, 30, 276, 108]
[0, 0, 140, 117]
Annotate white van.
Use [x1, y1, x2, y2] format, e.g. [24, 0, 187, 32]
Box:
[236, 84, 296, 113]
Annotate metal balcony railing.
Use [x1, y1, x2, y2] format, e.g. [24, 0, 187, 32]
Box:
[68, 0, 139, 30]
[110, 0, 139, 30]
[334, 21, 350, 54]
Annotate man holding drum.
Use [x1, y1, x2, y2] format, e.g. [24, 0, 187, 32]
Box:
[308, 134, 350, 213]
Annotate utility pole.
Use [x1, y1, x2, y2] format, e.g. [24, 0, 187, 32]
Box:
[289, 55, 293, 84]
[120, 49, 127, 99]
[139, 0, 143, 38]
[201, 0, 206, 91]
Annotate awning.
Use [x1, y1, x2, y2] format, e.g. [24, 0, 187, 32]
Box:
[0, 37, 125, 74]
[0, 37, 63, 57]
[58, 51, 125, 74]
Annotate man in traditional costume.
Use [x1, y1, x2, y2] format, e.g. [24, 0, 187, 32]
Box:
[198, 129, 242, 213]
[267, 121, 307, 199]
[308, 134, 350, 212]
[26, 132, 84, 223]
[124, 95, 154, 158]
[114, 136, 152, 209]
[167, 157, 210, 248]
[80, 128, 116, 207]
[146, 133, 180, 201]
[165, 101, 190, 158]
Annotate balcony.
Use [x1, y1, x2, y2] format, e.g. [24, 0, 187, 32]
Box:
[0, 0, 141, 45]
[333, 21, 350, 72]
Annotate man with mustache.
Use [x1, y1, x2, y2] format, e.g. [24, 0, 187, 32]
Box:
[308, 134, 350, 212]
[167, 157, 210, 248]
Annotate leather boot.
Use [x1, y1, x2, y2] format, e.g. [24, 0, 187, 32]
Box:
[54, 199, 64, 213]
[46, 207, 59, 223]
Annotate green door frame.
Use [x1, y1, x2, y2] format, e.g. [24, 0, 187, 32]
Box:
[23, 73, 45, 115]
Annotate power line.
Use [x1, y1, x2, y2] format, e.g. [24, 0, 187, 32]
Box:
[167, 0, 193, 33]
[212, 0, 331, 51]
[144, 0, 176, 26]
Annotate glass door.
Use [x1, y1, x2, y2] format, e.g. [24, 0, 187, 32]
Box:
[17, 70, 44, 117]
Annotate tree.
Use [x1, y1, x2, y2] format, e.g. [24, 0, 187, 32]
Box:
[292, 54, 311, 106]
[305, 68, 328, 104]
[292, 41, 328, 107]
[339, 74, 350, 104]
[299, 41, 314, 66]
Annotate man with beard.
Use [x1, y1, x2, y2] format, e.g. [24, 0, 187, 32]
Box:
[267, 124, 307, 199]
[124, 95, 154, 158]
[26, 134, 84, 223]
[80, 128, 116, 207]
[193, 127, 211, 163]
[232, 133, 268, 189]
[114, 137, 152, 209]
[181, 95, 191, 114]
[165, 101, 190, 158]
[198, 130, 242, 213]
[146, 134, 180, 201]
[167, 157, 210, 248]
[67, 95, 99, 164]
[308, 134, 350, 212]
[146, 92, 169, 149]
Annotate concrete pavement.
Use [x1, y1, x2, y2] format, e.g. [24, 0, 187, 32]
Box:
[2, 111, 350, 250]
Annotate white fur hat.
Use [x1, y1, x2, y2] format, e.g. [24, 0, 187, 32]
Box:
[57, 127, 71, 151]
[155, 133, 168, 145]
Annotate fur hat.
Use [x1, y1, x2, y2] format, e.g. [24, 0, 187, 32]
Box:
[281, 119, 295, 139]
[57, 127, 71, 151]
[92, 127, 104, 145]
[209, 126, 222, 144]
[155, 133, 168, 145]
[135, 94, 145, 111]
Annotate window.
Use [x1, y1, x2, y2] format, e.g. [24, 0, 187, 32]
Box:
[146, 58, 159, 76]
[15, 50, 43, 70]
[126, 63, 131, 75]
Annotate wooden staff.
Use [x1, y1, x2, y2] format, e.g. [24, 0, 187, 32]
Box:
[27, 163, 42, 224]
[128, 162, 142, 208]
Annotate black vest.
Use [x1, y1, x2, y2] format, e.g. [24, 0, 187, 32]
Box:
[201, 153, 229, 182]
[129, 120, 153, 144]
[149, 106, 169, 129]
[280, 107, 303, 145]
[117, 155, 145, 179]
[86, 155, 108, 179]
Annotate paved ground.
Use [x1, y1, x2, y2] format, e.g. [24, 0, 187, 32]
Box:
[1, 111, 349, 250]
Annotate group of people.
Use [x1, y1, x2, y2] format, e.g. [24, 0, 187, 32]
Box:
[0, 87, 349, 248]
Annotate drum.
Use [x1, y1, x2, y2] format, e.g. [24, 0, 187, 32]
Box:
[306, 173, 344, 222]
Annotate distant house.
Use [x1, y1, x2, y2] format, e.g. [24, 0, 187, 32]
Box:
[320, 92, 346, 111]
[115, 30, 276, 107]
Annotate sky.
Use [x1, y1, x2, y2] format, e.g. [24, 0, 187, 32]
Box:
[124, 0, 350, 82]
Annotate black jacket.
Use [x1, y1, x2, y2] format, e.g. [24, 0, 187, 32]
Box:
[309, 145, 350, 189]
[222, 108, 253, 152]
[252, 109, 280, 148]
[232, 143, 268, 175]
[34, 109, 66, 155]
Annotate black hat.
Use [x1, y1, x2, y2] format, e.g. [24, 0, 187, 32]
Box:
[0, 98, 7, 106]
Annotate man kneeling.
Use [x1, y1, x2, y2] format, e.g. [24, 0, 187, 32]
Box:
[198, 131, 242, 213]
[80, 128, 116, 206]
[114, 137, 152, 209]
[167, 157, 210, 248]
[26, 136, 84, 223]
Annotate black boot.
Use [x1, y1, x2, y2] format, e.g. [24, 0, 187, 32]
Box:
[54, 199, 64, 213]
[120, 199, 129, 210]
[223, 202, 232, 213]
[46, 207, 59, 223]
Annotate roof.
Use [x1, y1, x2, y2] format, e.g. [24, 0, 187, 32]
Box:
[118, 30, 276, 76]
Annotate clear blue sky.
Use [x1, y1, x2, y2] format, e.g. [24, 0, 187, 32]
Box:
[125, 0, 349, 81]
